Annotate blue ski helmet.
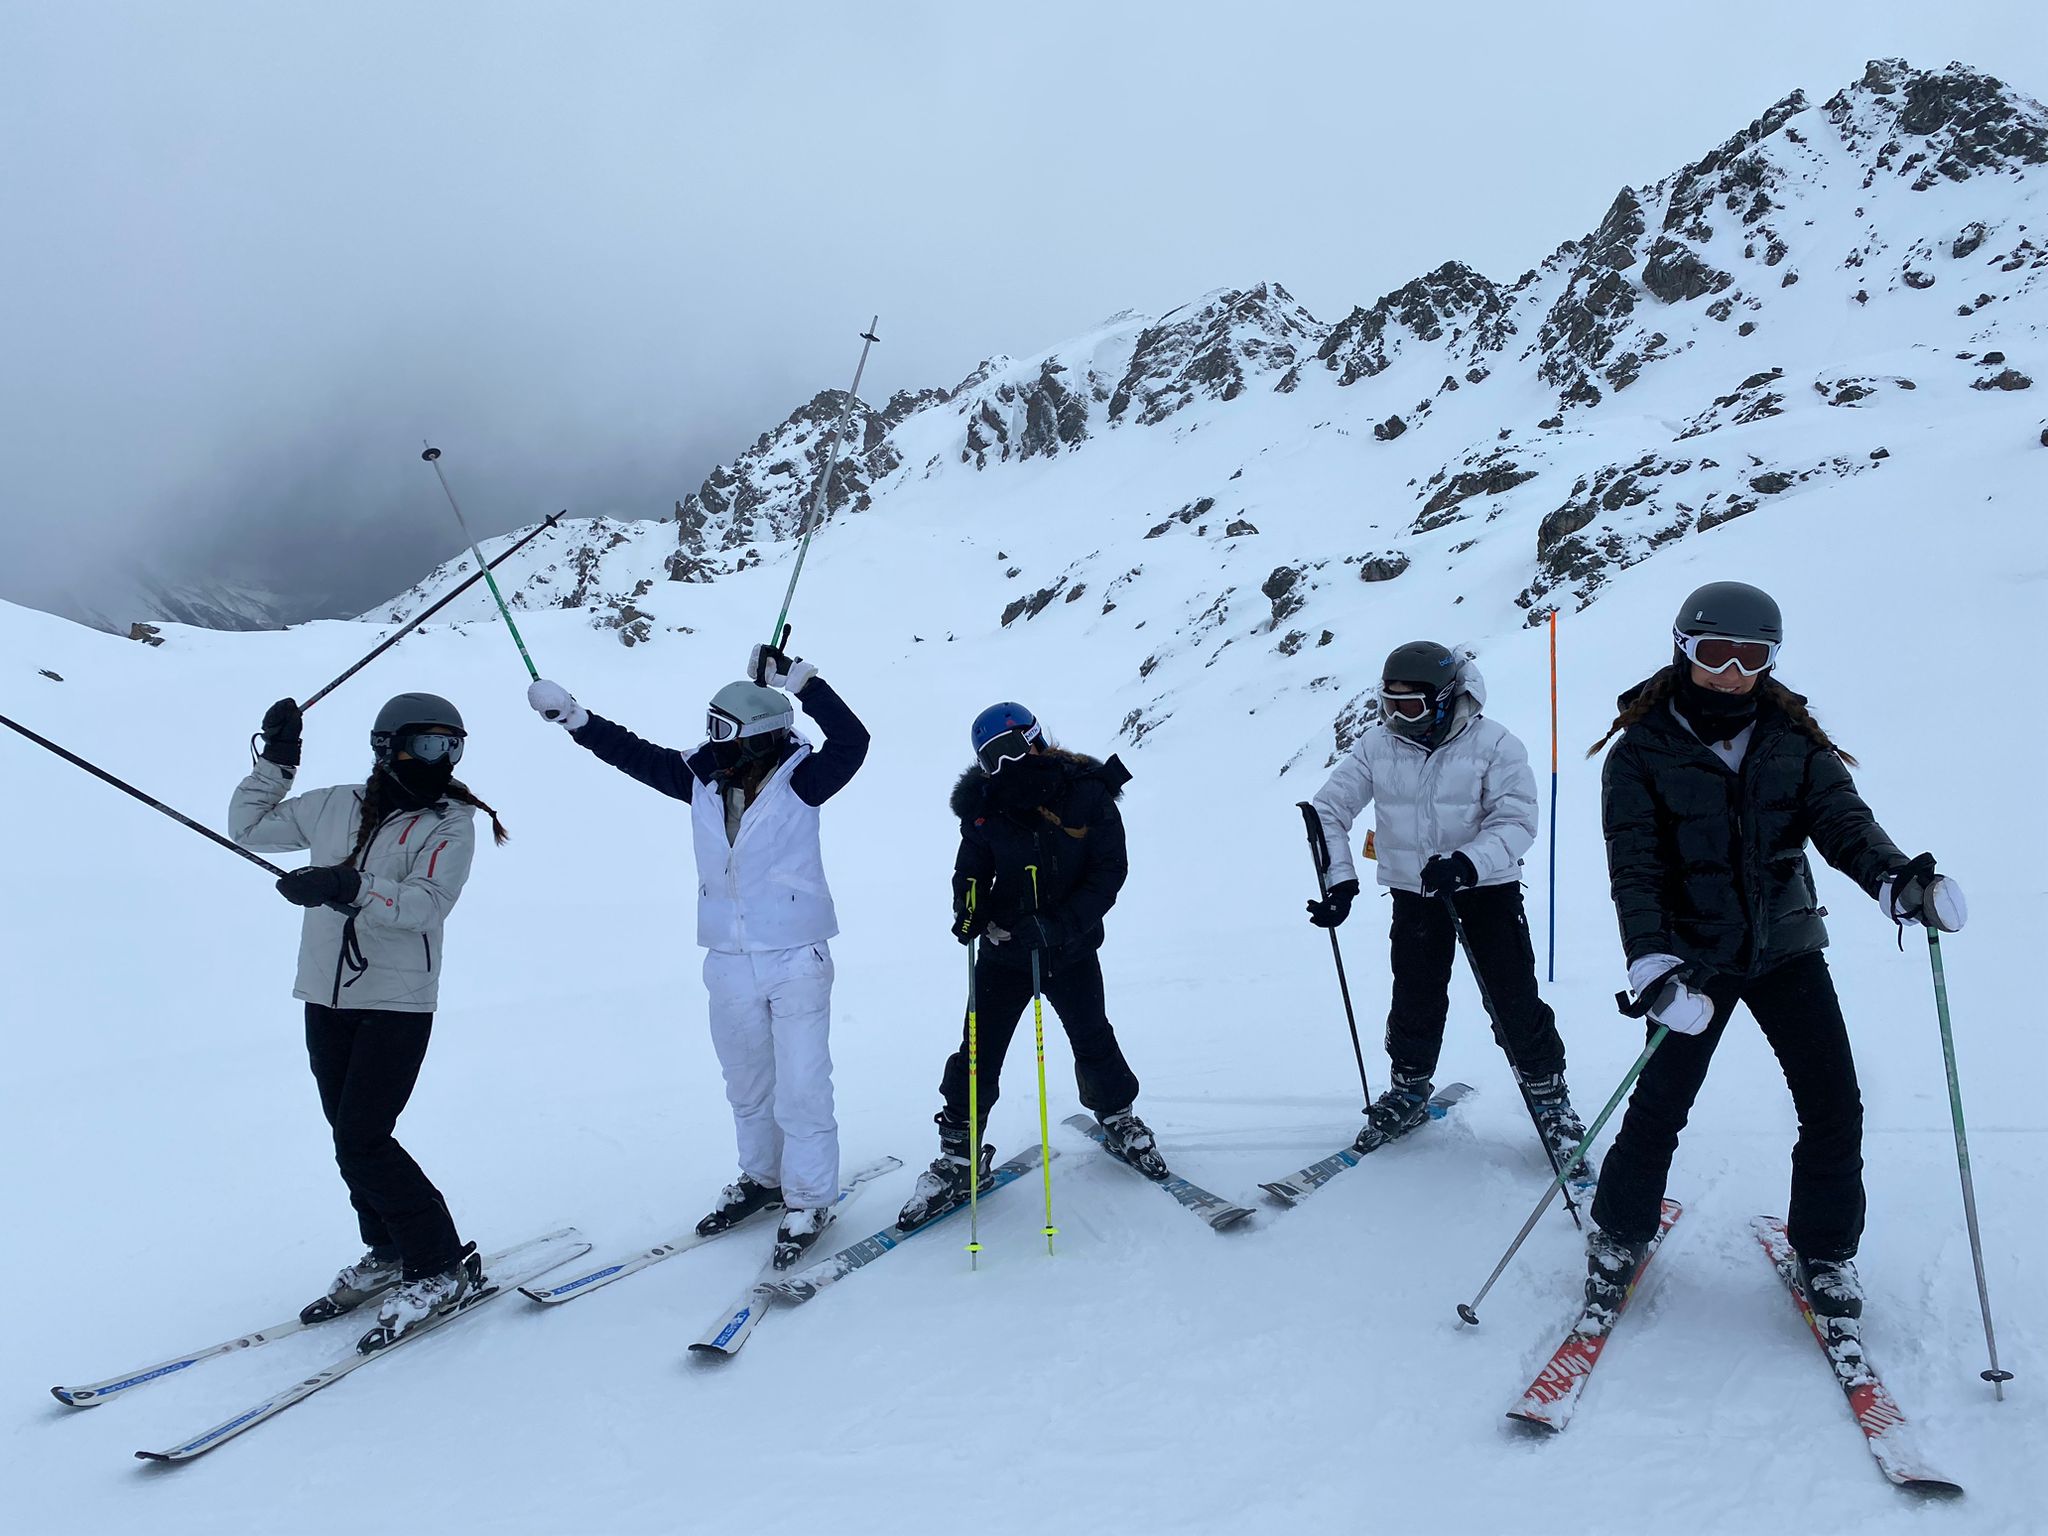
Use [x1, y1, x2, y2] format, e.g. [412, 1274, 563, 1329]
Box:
[971, 701, 1042, 775]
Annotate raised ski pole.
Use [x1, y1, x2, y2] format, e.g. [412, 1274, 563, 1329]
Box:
[1458, 1003, 1671, 1327]
[1439, 890, 1582, 1230]
[301, 511, 563, 711]
[419, 445, 541, 681]
[0, 714, 287, 879]
[767, 318, 881, 648]
[1547, 610, 1558, 982]
[966, 880, 983, 1269]
[1926, 930, 2013, 1398]
[1027, 864, 1058, 1256]
[1296, 801, 1371, 1111]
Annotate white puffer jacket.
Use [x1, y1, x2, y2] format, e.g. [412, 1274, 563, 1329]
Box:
[690, 745, 839, 953]
[1310, 654, 1537, 895]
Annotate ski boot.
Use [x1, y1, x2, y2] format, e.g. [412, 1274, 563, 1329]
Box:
[1584, 1226, 1646, 1325]
[773, 1206, 835, 1270]
[1798, 1255, 1864, 1323]
[300, 1247, 403, 1324]
[897, 1114, 994, 1228]
[358, 1243, 483, 1353]
[695, 1173, 784, 1236]
[1520, 1070, 1596, 1186]
[1355, 1070, 1434, 1152]
[1098, 1106, 1170, 1181]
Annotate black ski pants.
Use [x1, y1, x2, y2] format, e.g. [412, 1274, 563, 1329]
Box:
[939, 946, 1140, 1133]
[1385, 884, 1565, 1082]
[304, 1003, 461, 1278]
[1592, 951, 1864, 1262]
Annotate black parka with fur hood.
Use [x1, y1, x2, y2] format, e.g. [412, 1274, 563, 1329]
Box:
[950, 749, 1132, 968]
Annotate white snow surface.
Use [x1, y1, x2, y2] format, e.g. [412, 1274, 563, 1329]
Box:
[6, 60, 2048, 1536]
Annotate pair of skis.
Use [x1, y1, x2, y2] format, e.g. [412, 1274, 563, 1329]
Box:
[1505, 1207, 1961, 1494]
[48, 1228, 591, 1464]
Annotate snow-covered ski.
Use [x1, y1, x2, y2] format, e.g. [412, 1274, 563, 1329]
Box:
[1506, 1197, 1681, 1433]
[56, 1308, 338, 1409]
[1259, 1082, 1475, 1207]
[1061, 1113, 1254, 1230]
[687, 1156, 902, 1358]
[135, 1228, 586, 1464]
[763, 1146, 1052, 1305]
[1753, 1216, 1963, 1494]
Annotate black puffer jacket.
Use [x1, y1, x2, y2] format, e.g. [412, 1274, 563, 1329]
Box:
[1601, 683, 1904, 978]
[951, 750, 1131, 969]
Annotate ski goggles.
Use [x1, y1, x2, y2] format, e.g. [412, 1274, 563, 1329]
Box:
[1673, 629, 1779, 677]
[1377, 687, 1434, 721]
[976, 727, 1038, 775]
[707, 706, 746, 744]
[375, 727, 464, 764]
[399, 728, 464, 764]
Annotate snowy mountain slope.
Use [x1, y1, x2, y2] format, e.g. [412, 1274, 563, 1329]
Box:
[378, 59, 2046, 769]
[4, 55, 2045, 1536]
[3, 408, 2041, 1535]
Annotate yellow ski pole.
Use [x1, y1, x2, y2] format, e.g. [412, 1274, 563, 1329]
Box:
[1027, 865, 1057, 1256]
[965, 879, 983, 1269]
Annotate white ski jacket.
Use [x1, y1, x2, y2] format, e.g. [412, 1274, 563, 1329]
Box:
[690, 746, 839, 953]
[230, 760, 477, 1013]
[1310, 655, 1538, 896]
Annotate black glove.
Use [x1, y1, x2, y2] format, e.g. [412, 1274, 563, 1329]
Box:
[259, 697, 303, 768]
[1306, 878, 1359, 929]
[277, 864, 362, 909]
[1419, 852, 1478, 899]
[953, 906, 987, 946]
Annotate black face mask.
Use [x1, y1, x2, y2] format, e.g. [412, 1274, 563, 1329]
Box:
[381, 756, 455, 809]
[987, 752, 1061, 811]
[1674, 667, 1763, 743]
[711, 732, 788, 780]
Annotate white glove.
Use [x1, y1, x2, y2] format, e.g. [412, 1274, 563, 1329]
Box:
[527, 679, 589, 732]
[1880, 874, 1967, 933]
[984, 923, 1013, 947]
[747, 644, 818, 695]
[1628, 954, 1714, 1036]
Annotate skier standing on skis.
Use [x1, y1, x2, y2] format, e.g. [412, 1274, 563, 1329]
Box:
[899, 703, 1157, 1225]
[1306, 642, 1593, 1171]
[1586, 581, 1966, 1322]
[231, 692, 507, 1348]
[527, 644, 868, 1268]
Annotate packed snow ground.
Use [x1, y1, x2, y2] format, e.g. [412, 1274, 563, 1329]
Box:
[3, 439, 2044, 1532]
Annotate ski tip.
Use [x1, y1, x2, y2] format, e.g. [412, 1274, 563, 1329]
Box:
[1504, 1410, 1561, 1435]
[51, 1386, 89, 1408]
[134, 1450, 177, 1465]
[1258, 1183, 1301, 1208]
[1210, 1208, 1257, 1232]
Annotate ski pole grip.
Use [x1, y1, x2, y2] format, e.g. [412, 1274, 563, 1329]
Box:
[1616, 962, 1691, 1019]
[1297, 800, 1331, 872]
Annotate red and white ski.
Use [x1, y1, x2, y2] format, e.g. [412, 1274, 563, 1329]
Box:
[1752, 1216, 1962, 1494]
[1506, 1197, 1681, 1432]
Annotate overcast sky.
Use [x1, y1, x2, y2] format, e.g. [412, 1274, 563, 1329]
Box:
[4, 1, 2044, 622]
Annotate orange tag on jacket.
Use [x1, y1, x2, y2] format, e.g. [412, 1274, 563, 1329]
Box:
[1363, 829, 1377, 861]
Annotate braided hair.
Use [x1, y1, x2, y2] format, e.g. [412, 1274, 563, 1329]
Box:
[348, 772, 509, 865]
[1586, 664, 1856, 766]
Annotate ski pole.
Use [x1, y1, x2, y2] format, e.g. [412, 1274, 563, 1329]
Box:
[966, 880, 983, 1270]
[300, 511, 563, 711]
[767, 318, 880, 648]
[1547, 610, 1558, 983]
[1439, 890, 1582, 1230]
[1, 714, 287, 878]
[1297, 802, 1372, 1112]
[1458, 1019, 1670, 1326]
[1026, 863, 1057, 1256]
[419, 445, 541, 681]
[1926, 931, 2013, 1398]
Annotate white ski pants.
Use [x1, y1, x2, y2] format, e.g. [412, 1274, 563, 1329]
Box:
[702, 942, 839, 1209]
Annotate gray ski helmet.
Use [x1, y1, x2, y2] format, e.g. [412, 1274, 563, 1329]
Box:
[707, 680, 794, 745]
[371, 692, 465, 763]
[1674, 582, 1782, 643]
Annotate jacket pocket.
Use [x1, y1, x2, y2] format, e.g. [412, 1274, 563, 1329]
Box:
[356, 923, 432, 974]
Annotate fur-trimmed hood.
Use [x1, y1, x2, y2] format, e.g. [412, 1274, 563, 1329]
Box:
[950, 747, 1130, 821]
